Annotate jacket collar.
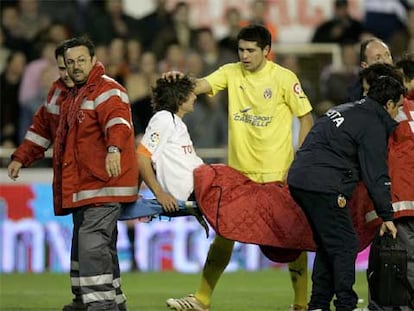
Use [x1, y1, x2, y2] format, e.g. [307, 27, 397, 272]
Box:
[74, 61, 105, 94]
[56, 78, 71, 92]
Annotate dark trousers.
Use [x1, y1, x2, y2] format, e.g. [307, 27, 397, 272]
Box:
[290, 186, 359, 311]
[70, 203, 124, 310]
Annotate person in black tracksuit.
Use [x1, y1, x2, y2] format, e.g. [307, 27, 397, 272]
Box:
[287, 76, 405, 311]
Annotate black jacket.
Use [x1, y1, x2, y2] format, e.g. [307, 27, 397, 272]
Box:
[287, 97, 397, 221]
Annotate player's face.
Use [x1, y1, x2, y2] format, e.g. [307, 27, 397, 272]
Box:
[177, 92, 197, 117]
[385, 95, 403, 119]
[238, 39, 269, 72]
[57, 55, 74, 88]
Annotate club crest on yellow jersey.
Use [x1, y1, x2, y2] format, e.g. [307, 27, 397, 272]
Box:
[263, 88, 272, 99]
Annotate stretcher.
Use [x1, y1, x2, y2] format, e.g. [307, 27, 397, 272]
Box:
[120, 198, 209, 238]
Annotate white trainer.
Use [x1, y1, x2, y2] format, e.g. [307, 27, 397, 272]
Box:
[165, 294, 210, 311]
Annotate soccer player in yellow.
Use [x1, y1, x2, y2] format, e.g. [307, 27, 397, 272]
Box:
[165, 24, 314, 311]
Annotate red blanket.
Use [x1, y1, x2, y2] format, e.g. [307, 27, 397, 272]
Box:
[194, 164, 379, 262]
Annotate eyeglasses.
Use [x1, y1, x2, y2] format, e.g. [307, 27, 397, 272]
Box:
[66, 57, 88, 67]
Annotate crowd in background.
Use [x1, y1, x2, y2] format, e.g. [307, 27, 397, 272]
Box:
[1, 0, 413, 161]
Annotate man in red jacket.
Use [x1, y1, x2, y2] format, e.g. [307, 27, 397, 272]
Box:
[8, 40, 86, 310]
[8, 41, 74, 180]
[366, 55, 414, 311]
[8, 36, 138, 311]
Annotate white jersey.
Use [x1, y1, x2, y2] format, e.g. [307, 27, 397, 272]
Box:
[140, 110, 204, 201]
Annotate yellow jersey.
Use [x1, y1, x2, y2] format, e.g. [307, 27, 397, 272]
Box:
[204, 60, 312, 182]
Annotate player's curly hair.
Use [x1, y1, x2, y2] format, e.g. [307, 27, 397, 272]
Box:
[151, 75, 196, 113]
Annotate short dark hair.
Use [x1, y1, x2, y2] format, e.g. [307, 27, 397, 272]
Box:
[359, 37, 386, 63]
[335, 0, 348, 8]
[55, 39, 70, 60]
[63, 36, 95, 58]
[367, 76, 405, 106]
[151, 75, 196, 113]
[237, 24, 272, 50]
[359, 63, 403, 87]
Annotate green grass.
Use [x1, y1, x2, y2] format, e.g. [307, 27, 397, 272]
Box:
[0, 270, 369, 311]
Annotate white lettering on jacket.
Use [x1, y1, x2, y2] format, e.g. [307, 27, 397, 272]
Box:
[326, 109, 344, 127]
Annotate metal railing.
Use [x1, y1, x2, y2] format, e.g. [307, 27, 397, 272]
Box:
[0, 146, 227, 162]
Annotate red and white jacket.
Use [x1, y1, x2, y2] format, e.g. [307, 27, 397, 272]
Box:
[13, 78, 69, 166]
[365, 91, 414, 224]
[13, 62, 138, 215]
[56, 62, 138, 211]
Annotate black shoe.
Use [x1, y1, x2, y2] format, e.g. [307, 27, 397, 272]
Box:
[62, 300, 88, 311]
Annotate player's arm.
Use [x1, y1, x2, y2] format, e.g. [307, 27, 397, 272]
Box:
[194, 78, 212, 95]
[137, 149, 178, 212]
[297, 112, 314, 147]
[162, 71, 212, 95]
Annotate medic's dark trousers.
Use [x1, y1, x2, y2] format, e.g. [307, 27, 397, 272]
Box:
[290, 186, 359, 311]
[70, 203, 125, 310]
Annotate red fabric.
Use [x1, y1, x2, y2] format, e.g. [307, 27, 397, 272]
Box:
[12, 79, 71, 215]
[12, 79, 68, 168]
[57, 62, 138, 209]
[365, 96, 414, 222]
[194, 164, 379, 262]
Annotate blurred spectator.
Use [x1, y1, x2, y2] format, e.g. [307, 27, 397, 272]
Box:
[137, 0, 171, 50]
[40, 22, 71, 44]
[18, 40, 58, 143]
[158, 43, 187, 73]
[186, 51, 204, 77]
[219, 7, 243, 57]
[184, 92, 228, 163]
[183, 51, 228, 162]
[14, 0, 51, 59]
[0, 27, 11, 73]
[151, 1, 197, 60]
[30, 22, 71, 66]
[94, 43, 110, 66]
[363, 0, 409, 42]
[87, 0, 140, 45]
[319, 43, 360, 107]
[1, 6, 29, 55]
[38, 0, 100, 36]
[312, 0, 364, 44]
[126, 38, 142, 73]
[105, 37, 129, 85]
[240, 0, 278, 42]
[125, 51, 159, 136]
[194, 27, 237, 75]
[387, 4, 414, 60]
[0, 51, 27, 147]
